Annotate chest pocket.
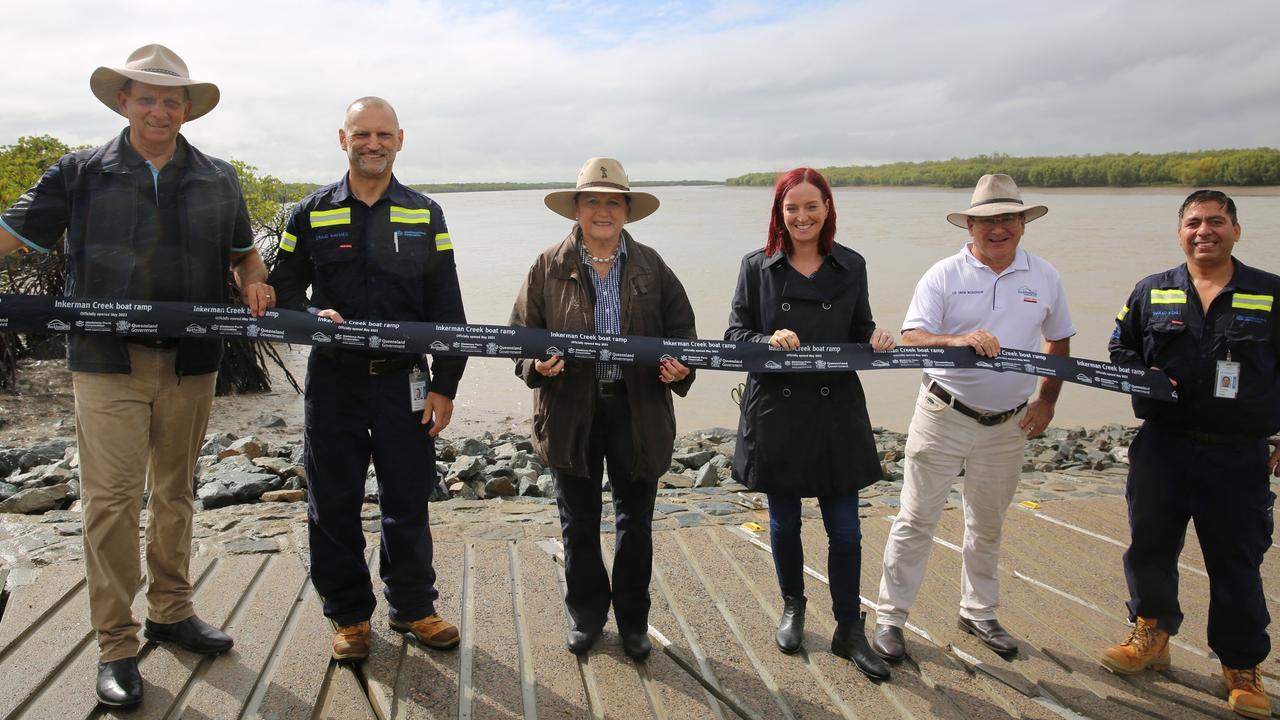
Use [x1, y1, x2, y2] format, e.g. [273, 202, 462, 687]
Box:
[1225, 308, 1276, 399]
[311, 238, 359, 266]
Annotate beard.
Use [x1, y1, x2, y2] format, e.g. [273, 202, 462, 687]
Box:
[351, 150, 393, 178]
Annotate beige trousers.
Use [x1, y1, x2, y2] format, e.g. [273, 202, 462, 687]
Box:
[876, 384, 1027, 628]
[73, 345, 216, 662]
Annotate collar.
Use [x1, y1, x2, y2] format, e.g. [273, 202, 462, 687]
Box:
[962, 243, 1029, 275]
[763, 245, 853, 272]
[331, 173, 411, 206]
[1171, 257, 1262, 293]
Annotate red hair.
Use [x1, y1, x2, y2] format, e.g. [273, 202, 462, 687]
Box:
[765, 167, 836, 256]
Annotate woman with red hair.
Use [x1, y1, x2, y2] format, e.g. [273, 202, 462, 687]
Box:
[726, 168, 894, 679]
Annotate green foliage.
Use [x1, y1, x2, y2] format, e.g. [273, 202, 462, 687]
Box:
[726, 149, 1280, 188]
[0, 135, 81, 209]
[230, 160, 308, 269]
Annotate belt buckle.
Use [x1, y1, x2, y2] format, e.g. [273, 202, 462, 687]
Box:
[977, 411, 1006, 427]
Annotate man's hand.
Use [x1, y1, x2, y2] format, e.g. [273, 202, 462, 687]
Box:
[1269, 438, 1280, 477]
[1019, 398, 1055, 438]
[954, 329, 1001, 357]
[423, 391, 453, 437]
[318, 308, 346, 324]
[243, 282, 275, 317]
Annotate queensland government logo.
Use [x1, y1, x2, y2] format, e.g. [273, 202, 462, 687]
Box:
[115, 320, 130, 332]
[368, 336, 382, 349]
[246, 324, 260, 338]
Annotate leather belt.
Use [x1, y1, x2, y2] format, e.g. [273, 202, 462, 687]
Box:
[597, 379, 627, 398]
[925, 380, 1025, 426]
[127, 337, 179, 349]
[316, 348, 419, 375]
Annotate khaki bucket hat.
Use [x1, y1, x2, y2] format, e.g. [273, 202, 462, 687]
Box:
[544, 157, 660, 223]
[947, 173, 1048, 228]
[90, 44, 220, 121]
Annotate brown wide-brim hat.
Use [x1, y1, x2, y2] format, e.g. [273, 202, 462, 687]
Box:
[90, 44, 220, 121]
[544, 157, 660, 223]
[946, 173, 1048, 228]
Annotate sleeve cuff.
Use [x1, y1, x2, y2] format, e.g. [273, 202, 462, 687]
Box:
[0, 217, 50, 254]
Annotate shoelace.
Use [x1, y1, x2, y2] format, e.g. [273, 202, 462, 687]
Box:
[1226, 666, 1263, 692]
[1123, 621, 1156, 649]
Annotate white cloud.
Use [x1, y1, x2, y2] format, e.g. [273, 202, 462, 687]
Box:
[2, 0, 1277, 184]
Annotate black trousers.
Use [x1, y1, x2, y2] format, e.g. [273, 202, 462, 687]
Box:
[552, 392, 659, 635]
[304, 352, 439, 626]
[1124, 422, 1274, 668]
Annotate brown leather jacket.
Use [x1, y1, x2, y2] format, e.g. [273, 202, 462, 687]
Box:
[509, 227, 697, 480]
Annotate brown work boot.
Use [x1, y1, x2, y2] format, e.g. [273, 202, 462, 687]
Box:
[1100, 617, 1170, 674]
[389, 614, 460, 650]
[332, 621, 371, 660]
[1223, 665, 1271, 719]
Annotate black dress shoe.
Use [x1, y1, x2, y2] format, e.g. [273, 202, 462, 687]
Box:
[957, 616, 1018, 657]
[567, 628, 600, 655]
[775, 596, 806, 654]
[871, 623, 906, 663]
[832, 613, 891, 681]
[622, 632, 652, 662]
[96, 656, 143, 708]
[144, 615, 234, 654]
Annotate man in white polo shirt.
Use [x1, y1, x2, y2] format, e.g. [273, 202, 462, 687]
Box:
[872, 174, 1074, 662]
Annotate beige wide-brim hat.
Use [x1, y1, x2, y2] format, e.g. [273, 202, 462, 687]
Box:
[946, 173, 1048, 228]
[544, 157, 660, 223]
[90, 44, 220, 121]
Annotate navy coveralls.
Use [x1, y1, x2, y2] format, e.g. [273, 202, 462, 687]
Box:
[1110, 259, 1279, 668]
[269, 174, 466, 626]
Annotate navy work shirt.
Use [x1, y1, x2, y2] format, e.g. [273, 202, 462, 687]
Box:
[1110, 259, 1280, 437]
[269, 173, 467, 397]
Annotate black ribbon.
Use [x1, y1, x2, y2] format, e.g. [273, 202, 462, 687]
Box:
[0, 294, 1175, 401]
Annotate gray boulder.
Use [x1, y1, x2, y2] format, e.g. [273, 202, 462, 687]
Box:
[0, 483, 72, 514]
[197, 481, 237, 510]
[673, 450, 717, 470]
[694, 463, 719, 488]
[454, 438, 490, 457]
[660, 472, 694, 489]
[226, 437, 268, 460]
[536, 474, 556, 498]
[449, 456, 486, 481]
[0, 481, 17, 501]
[255, 414, 287, 428]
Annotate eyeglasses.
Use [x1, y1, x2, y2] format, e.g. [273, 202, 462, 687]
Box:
[973, 213, 1024, 226]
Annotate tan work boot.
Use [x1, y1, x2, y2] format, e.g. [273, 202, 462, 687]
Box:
[1100, 617, 1170, 674]
[389, 613, 460, 650]
[332, 621, 371, 660]
[1223, 665, 1271, 719]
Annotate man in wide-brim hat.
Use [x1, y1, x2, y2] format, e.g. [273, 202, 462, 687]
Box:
[0, 44, 274, 709]
[872, 174, 1075, 664]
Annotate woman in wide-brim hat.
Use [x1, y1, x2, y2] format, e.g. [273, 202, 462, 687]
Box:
[509, 157, 697, 661]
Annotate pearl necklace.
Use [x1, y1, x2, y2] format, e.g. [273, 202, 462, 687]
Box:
[587, 245, 621, 263]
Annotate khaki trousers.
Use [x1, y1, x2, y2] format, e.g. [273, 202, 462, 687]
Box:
[876, 384, 1026, 628]
[73, 345, 216, 662]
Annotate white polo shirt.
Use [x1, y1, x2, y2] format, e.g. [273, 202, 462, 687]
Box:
[902, 244, 1075, 412]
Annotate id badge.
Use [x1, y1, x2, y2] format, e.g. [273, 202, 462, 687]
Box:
[1215, 360, 1240, 399]
[409, 368, 430, 409]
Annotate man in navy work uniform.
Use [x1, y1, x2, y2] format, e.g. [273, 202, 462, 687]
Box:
[1104, 190, 1279, 720]
[0, 44, 272, 709]
[269, 97, 466, 660]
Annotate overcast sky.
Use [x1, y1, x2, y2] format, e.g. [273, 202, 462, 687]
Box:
[4, 0, 1278, 184]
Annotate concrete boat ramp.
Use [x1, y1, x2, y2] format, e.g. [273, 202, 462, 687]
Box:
[1, 495, 1277, 719]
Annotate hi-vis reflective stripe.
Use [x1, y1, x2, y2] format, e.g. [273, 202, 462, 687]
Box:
[1233, 293, 1275, 311]
[310, 208, 351, 228]
[280, 231, 298, 253]
[390, 206, 431, 224]
[1150, 289, 1187, 304]
[435, 232, 453, 251]
[1116, 305, 1129, 321]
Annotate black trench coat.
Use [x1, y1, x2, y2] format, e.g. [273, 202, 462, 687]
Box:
[725, 243, 883, 496]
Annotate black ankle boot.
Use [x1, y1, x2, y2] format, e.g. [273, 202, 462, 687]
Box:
[832, 612, 891, 681]
[775, 595, 806, 654]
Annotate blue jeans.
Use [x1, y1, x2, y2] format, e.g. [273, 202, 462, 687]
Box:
[767, 493, 863, 622]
